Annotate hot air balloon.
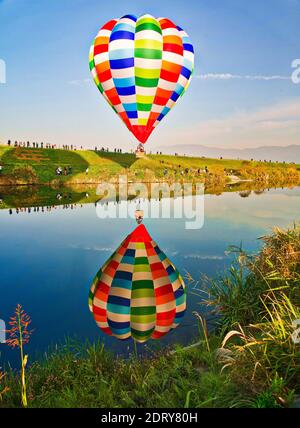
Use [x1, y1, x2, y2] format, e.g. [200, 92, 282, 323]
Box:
[89, 14, 194, 150]
[89, 222, 186, 343]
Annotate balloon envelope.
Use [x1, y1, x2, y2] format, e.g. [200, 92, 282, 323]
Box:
[89, 224, 186, 343]
[89, 14, 194, 144]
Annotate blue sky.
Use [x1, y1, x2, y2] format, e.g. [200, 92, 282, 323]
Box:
[0, 0, 299, 151]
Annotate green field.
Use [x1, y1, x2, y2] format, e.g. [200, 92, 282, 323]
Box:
[0, 144, 299, 186]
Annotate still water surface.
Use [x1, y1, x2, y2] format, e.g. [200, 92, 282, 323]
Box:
[0, 186, 299, 366]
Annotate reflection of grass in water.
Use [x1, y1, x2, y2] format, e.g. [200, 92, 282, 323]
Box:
[0, 185, 89, 209]
[1, 180, 300, 210]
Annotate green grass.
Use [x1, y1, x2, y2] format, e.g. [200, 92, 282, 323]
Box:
[1, 337, 282, 409]
[0, 145, 299, 186]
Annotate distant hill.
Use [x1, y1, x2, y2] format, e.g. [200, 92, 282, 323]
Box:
[159, 144, 300, 163]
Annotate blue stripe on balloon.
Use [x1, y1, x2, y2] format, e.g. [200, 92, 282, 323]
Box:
[158, 252, 167, 262]
[121, 255, 135, 264]
[183, 43, 194, 53]
[126, 111, 138, 119]
[123, 103, 138, 112]
[166, 265, 175, 275]
[111, 278, 132, 289]
[157, 113, 164, 122]
[108, 295, 130, 307]
[161, 106, 170, 116]
[109, 49, 134, 60]
[110, 31, 135, 42]
[176, 295, 186, 306]
[174, 288, 184, 299]
[113, 23, 136, 33]
[125, 249, 135, 257]
[108, 320, 130, 329]
[111, 328, 131, 336]
[107, 303, 131, 315]
[169, 272, 179, 282]
[121, 14, 137, 21]
[114, 77, 135, 88]
[171, 91, 180, 102]
[117, 85, 136, 95]
[110, 58, 134, 69]
[174, 83, 184, 96]
[115, 270, 132, 281]
[181, 66, 192, 79]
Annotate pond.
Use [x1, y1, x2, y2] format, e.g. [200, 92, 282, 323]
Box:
[0, 185, 299, 367]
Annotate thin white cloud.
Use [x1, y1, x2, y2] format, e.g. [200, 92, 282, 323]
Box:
[68, 78, 91, 86]
[163, 99, 300, 149]
[196, 73, 291, 81]
[68, 244, 113, 252]
[183, 254, 226, 260]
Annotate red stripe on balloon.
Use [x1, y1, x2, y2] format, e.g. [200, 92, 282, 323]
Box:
[94, 44, 108, 55]
[160, 69, 179, 83]
[159, 18, 177, 30]
[101, 20, 118, 31]
[156, 309, 176, 320]
[163, 43, 183, 55]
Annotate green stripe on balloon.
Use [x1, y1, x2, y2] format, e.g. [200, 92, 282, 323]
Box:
[137, 103, 152, 111]
[132, 279, 154, 289]
[135, 22, 162, 34]
[131, 314, 156, 323]
[135, 48, 162, 60]
[135, 77, 159, 87]
[135, 257, 149, 265]
[131, 306, 155, 316]
[131, 288, 154, 298]
[131, 328, 154, 339]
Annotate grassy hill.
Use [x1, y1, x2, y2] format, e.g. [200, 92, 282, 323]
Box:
[0, 144, 299, 186]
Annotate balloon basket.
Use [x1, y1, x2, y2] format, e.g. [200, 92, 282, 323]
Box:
[135, 151, 146, 159]
[135, 209, 144, 224]
[135, 143, 146, 159]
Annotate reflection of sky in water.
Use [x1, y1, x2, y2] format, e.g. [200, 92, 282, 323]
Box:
[0, 187, 299, 366]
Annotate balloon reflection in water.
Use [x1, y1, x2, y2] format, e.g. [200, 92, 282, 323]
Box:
[89, 224, 186, 343]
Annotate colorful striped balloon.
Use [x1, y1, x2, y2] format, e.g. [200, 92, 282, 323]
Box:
[89, 224, 186, 343]
[89, 14, 194, 144]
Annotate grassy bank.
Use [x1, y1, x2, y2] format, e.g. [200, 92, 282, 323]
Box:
[0, 145, 299, 187]
[1, 224, 299, 408]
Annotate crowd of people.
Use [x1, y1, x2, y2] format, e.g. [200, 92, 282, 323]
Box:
[5, 200, 89, 216]
[7, 140, 125, 153]
[6, 140, 89, 151]
[6, 140, 169, 156]
[7, 140, 58, 149]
